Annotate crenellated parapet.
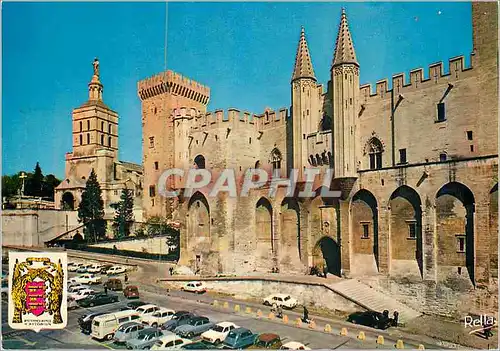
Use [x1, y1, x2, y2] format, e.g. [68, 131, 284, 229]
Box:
[137, 70, 210, 104]
[171, 107, 288, 133]
[359, 55, 473, 100]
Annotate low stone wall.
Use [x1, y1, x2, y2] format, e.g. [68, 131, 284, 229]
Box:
[362, 275, 499, 318]
[166, 279, 361, 314]
[89, 236, 171, 255]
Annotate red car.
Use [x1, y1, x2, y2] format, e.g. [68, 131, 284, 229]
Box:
[124, 285, 140, 299]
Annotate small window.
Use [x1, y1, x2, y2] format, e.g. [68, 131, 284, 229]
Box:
[149, 136, 155, 148]
[399, 149, 407, 164]
[87, 133, 90, 144]
[457, 235, 465, 253]
[408, 222, 417, 239]
[149, 185, 156, 197]
[154, 162, 159, 170]
[79, 134, 83, 145]
[79, 121, 82, 132]
[466, 131, 473, 140]
[307, 109, 309, 115]
[154, 107, 157, 114]
[362, 223, 369, 238]
[249, 137, 251, 144]
[437, 102, 446, 122]
[101, 134, 104, 145]
[439, 153, 447, 162]
[109, 124, 112, 134]
[101, 121, 104, 131]
[108, 137, 111, 147]
[470, 145, 474, 152]
[87, 120, 90, 130]
[350, 98, 352, 105]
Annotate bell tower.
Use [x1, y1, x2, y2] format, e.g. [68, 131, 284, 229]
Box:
[331, 9, 359, 178]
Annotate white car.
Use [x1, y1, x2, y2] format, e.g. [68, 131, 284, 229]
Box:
[73, 274, 101, 285]
[68, 285, 88, 295]
[107, 266, 127, 275]
[181, 282, 206, 294]
[280, 342, 311, 350]
[151, 334, 192, 350]
[263, 294, 298, 309]
[136, 304, 160, 319]
[200, 322, 239, 345]
[68, 264, 82, 272]
[71, 288, 95, 301]
[87, 264, 104, 273]
[141, 308, 176, 327]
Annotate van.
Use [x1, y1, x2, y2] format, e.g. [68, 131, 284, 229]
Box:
[105, 278, 123, 291]
[91, 310, 140, 341]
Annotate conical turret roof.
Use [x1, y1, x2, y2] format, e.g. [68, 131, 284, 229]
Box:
[292, 27, 316, 82]
[332, 8, 358, 67]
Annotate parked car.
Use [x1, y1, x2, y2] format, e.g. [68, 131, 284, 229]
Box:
[68, 285, 87, 295]
[201, 322, 239, 345]
[347, 311, 392, 330]
[151, 333, 192, 350]
[136, 304, 160, 319]
[107, 266, 127, 275]
[280, 342, 311, 350]
[77, 264, 93, 273]
[68, 296, 79, 310]
[78, 312, 107, 334]
[248, 334, 282, 349]
[126, 328, 165, 350]
[68, 263, 81, 272]
[263, 294, 298, 309]
[74, 274, 102, 285]
[125, 300, 149, 310]
[222, 328, 257, 349]
[181, 282, 206, 294]
[87, 264, 104, 273]
[162, 312, 196, 331]
[124, 285, 140, 299]
[105, 278, 123, 291]
[100, 264, 114, 274]
[113, 322, 146, 344]
[91, 310, 140, 341]
[142, 308, 176, 328]
[174, 316, 214, 339]
[78, 292, 119, 308]
[181, 341, 218, 349]
[71, 288, 95, 301]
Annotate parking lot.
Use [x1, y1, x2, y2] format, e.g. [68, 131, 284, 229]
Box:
[2, 260, 440, 350]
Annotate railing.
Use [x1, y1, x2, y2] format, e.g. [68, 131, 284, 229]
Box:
[65, 242, 179, 262]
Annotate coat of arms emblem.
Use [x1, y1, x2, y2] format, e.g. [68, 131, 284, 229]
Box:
[8, 251, 67, 332]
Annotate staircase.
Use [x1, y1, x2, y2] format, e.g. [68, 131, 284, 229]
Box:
[328, 278, 422, 323]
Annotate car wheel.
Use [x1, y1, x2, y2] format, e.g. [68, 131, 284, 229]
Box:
[152, 323, 158, 328]
[215, 339, 221, 345]
[89, 302, 95, 307]
[142, 347, 149, 350]
[263, 301, 270, 306]
[106, 333, 114, 341]
[187, 332, 194, 339]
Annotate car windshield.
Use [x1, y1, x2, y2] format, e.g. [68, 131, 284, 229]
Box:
[118, 325, 130, 332]
[213, 325, 225, 332]
[138, 333, 152, 340]
[227, 331, 237, 339]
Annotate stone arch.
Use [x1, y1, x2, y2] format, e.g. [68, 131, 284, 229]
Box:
[187, 191, 211, 274]
[309, 155, 316, 166]
[350, 189, 379, 276]
[315, 154, 322, 166]
[194, 155, 206, 169]
[389, 185, 423, 278]
[280, 197, 301, 266]
[61, 192, 75, 210]
[436, 182, 475, 285]
[312, 236, 341, 276]
[489, 184, 498, 278]
[256, 197, 274, 264]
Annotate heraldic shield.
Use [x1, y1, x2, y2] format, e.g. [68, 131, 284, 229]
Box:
[8, 251, 68, 332]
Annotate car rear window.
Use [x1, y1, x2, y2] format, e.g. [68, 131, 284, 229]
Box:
[93, 321, 100, 327]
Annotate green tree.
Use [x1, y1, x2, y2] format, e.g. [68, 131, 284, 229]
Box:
[112, 188, 135, 239]
[26, 162, 44, 197]
[77, 169, 106, 243]
[2, 174, 21, 198]
[146, 216, 180, 257]
[42, 174, 61, 200]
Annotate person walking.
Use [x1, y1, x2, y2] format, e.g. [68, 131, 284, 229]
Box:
[276, 304, 283, 319]
[104, 285, 108, 295]
[302, 305, 309, 323]
[124, 273, 129, 284]
[393, 311, 399, 327]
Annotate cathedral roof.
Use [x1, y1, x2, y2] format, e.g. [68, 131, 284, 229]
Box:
[292, 27, 316, 82]
[332, 8, 358, 67]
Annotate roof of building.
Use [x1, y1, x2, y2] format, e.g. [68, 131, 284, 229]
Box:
[116, 160, 143, 172]
[291, 27, 316, 82]
[332, 8, 358, 67]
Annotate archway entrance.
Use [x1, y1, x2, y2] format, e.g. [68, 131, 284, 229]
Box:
[256, 197, 274, 266]
[187, 192, 211, 273]
[436, 182, 475, 284]
[61, 192, 75, 210]
[312, 236, 341, 277]
[280, 197, 301, 266]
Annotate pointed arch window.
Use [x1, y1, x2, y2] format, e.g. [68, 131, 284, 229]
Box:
[368, 138, 383, 170]
[270, 148, 282, 170]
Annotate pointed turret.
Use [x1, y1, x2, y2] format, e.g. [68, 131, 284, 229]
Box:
[292, 27, 316, 82]
[332, 8, 358, 68]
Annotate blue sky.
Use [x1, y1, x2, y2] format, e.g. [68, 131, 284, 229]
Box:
[2, 2, 472, 178]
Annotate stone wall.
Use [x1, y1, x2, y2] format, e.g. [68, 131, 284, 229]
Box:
[2, 210, 79, 246]
[168, 279, 361, 314]
[89, 236, 171, 255]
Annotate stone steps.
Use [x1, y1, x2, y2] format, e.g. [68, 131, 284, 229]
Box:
[329, 278, 422, 323]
